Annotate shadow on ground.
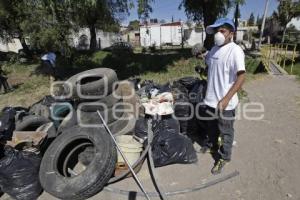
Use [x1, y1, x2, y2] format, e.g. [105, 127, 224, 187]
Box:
[32, 48, 193, 80]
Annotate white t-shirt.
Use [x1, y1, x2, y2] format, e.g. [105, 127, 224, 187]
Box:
[204, 42, 245, 110]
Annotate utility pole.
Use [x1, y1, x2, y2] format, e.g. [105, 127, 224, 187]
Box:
[258, 0, 270, 49]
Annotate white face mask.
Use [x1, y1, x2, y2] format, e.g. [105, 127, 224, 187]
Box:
[214, 32, 226, 46]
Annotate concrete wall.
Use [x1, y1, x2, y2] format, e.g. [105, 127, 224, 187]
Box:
[140, 25, 161, 47]
[140, 27, 151, 47]
[71, 28, 121, 50]
[140, 24, 182, 47]
[186, 30, 206, 46]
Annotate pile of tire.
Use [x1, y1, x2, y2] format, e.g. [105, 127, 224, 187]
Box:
[34, 68, 135, 199]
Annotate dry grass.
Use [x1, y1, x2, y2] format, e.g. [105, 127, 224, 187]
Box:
[0, 52, 262, 110]
[0, 63, 50, 109]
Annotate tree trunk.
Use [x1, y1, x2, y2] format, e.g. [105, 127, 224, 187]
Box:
[18, 33, 32, 57]
[89, 24, 97, 51]
[234, 3, 239, 42]
[281, 26, 287, 44]
[203, 5, 217, 50]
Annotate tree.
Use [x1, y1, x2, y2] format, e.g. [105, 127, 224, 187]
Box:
[68, 0, 130, 50]
[264, 12, 281, 43]
[276, 0, 300, 43]
[248, 12, 255, 26]
[128, 20, 140, 30]
[256, 14, 261, 26]
[233, 0, 245, 41]
[0, 0, 76, 55]
[179, 0, 232, 50]
[0, 0, 35, 56]
[137, 0, 154, 20]
[160, 19, 166, 24]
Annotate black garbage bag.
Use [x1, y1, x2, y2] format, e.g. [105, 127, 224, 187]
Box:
[0, 107, 16, 141]
[0, 146, 42, 200]
[138, 80, 172, 99]
[171, 81, 190, 135]
[151, 120, 197, 167]
[189, 79, 207, 105]
[177, 76, 201, 92]
[134, 116, 180, 144]
[138, 80, 160, 98]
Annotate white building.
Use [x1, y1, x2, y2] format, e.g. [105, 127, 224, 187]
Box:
[139, 21, 254, 48]
[140, 22, 183, 47]
[0, 28, 121, 53]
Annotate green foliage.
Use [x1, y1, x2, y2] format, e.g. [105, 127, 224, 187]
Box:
[0, 0, 130, 54]
[137, 0, 154, 19]
[245, 56, 260, 74]
[178, 0, 234, 49]
[149, 44, 156, 53]
[0, 0, 73, 55]
[179, 0, 232, 23]
[256, 15, 261, 26]
[128, 20, 140, 31]
[277, 0, 300, 28]
[66, 0, 130, 50]
[248, 12, 255, 26]
[276, 0, 300, 42]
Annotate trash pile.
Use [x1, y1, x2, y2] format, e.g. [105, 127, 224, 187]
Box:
[0, 67, 207, 200]
[133, 76, 207, 167]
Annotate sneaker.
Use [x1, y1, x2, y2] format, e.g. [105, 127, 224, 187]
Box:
[211, 159, 227, 175]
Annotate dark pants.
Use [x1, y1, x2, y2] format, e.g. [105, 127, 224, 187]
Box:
[42, 60, 56, 79]
[198, 105, 235, 161]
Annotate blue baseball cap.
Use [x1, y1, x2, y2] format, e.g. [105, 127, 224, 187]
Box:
[206, 18, 235, 34]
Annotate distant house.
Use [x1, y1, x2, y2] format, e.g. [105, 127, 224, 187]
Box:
[120, 28, 140, 47]
[71, 28, 121, 50]
[140, 21, 183, 47]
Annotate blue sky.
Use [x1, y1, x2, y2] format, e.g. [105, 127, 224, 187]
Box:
[122, 0, 279, 25]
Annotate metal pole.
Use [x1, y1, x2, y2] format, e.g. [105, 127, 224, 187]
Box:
[283, 44, 288, 69]
[291, 44, 297, 74]
[258, 0, 270, 49]
[96, 111, 151, 200]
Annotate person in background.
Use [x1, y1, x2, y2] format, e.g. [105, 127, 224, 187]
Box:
[0, 66, 11, 94]
[200, 18, 246, 175]
[41, 50, 57, 81]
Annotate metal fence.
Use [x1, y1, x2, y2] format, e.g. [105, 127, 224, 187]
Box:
[261, 43, 297, 74]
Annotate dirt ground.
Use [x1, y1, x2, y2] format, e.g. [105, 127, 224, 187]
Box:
[2, 74, 300, 200]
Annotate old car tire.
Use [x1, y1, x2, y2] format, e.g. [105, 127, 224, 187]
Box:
[56, 111, 78, 135]
[78, 102, 124, 125]
[64, 68, 118, 100]
[39, 126, 117, 200]
[107, 113, 136, 136]
[15, 115, 50, 131]
[77, 86, 123, 112]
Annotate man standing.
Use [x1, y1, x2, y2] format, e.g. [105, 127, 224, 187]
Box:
[201, 18, 246, 174]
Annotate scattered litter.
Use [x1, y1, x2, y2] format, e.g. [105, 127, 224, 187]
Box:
[233, 140, 237, 147]
[274, 139, 284, 144]
[286, 193, 292, 198]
